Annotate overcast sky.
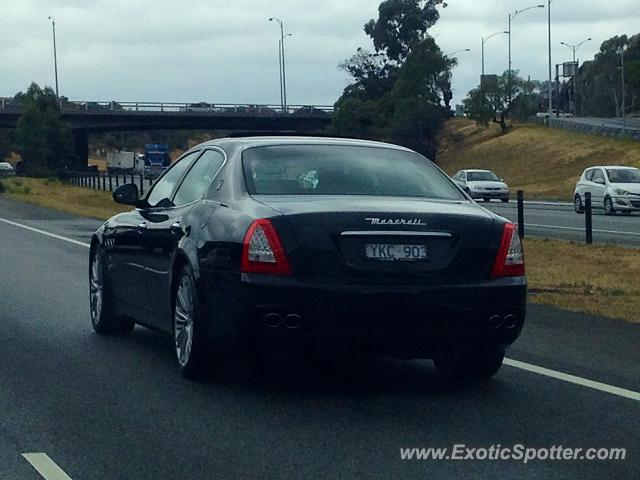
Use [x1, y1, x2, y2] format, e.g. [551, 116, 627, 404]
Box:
[2, 0, 639, 108]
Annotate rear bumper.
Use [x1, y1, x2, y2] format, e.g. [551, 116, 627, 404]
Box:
[215, 274, 527, 353]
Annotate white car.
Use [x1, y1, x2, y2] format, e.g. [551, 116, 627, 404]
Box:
[452, 169, 510, 203]
[574, 166, 640, 215]
[536, 109, 574, 118]
[0, 162, 15, 177]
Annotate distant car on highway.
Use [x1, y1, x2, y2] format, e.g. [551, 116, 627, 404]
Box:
[452, 169, 510, 202]
[90, 136, 526, 381]
[574, 166, 640, 215]
[536, 109, 574, 118]
[0, 162, 15, 177]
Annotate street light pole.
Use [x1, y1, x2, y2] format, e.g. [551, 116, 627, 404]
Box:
[48, 16, 59, 100]
[269, 17, 290, 112]
[508, 5, 545, 105]
[618, 47, 627, 135]
[561, 38, 591, 115]
[547, 0, 553, 121]
[482, 31, 508, 76]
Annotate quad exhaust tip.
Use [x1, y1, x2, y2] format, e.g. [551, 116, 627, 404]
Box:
[284, 314, 302, 329]
[263, 313, 302, 329]
[488, 314, 519, 330]
[264, 313, 282, 328]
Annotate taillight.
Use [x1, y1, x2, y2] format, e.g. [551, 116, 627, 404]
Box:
[241, 219, 292, 276]
[492, 223, 525, 278]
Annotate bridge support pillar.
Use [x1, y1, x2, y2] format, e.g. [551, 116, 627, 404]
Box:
[72, 129, 89, 169]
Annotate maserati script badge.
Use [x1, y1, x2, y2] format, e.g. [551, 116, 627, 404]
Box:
[364, 218, 427, 226]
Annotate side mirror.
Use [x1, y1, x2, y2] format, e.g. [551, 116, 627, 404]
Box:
[594, 178, 605, 185]
[113, 183, 139, 205]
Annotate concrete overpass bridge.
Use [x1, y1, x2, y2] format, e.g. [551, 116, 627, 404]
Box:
[0, 100, 334, 167]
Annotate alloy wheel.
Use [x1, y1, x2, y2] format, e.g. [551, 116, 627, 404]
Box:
[90, 253, 103, 324]
[174, 275, 195, 367]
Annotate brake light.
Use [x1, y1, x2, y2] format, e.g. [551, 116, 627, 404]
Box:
[492, 223, 525, 278]
[241, 219, 292, 276]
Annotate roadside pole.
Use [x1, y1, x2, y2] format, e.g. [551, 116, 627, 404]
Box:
[585, 192, 593, 244]
[517, 190, 525, 239]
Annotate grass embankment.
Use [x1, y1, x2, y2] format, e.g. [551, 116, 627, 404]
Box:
[438, 119, 640, 200]
[1, 177, 638, 322]
[525, 238, 640, 323]
[0, 177, 129, 220]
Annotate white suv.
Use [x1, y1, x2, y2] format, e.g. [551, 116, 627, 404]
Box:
[574, 166, 640, 215]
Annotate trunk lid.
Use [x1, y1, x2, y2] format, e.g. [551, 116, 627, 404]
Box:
[257, 195, 500, 283]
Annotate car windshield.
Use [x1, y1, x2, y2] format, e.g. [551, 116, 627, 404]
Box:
[606, 169, 640, 184]
[242, 144, 465, 200]
[467, 171, 500, 182]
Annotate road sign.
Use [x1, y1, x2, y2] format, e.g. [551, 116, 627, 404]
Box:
[563, 61, 578, 77]
[481, 75, 499, 92]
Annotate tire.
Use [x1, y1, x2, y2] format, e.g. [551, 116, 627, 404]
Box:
[172, 264, 212, 379]
[501, 198, 509, 204]
[604, 197, 615, 216]
[574, 195, 584, 214]
[433, 345, 505, 381]
[89, 247, 119, 334]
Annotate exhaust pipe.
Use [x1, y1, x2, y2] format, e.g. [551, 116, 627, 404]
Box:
[264, 313, 282, 328]
[284, 314, 302, 329]
[488, 315, 503, 330]
[503, 314, 518, 329]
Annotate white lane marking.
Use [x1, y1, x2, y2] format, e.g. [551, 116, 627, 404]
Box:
[22, 453, 73, 480]
[505, 358, 640, 402]
[0, 217, 90, 248]
[523, 222, 640, 237]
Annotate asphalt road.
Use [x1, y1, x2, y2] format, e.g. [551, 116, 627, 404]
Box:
[0, 198, 639, 479]
[484, 200, 640, 247]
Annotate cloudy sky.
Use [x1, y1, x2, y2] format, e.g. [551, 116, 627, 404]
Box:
[2, 0, 639, 108]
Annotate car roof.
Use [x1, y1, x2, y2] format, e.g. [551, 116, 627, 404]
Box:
[198, 136, 414, 153]
[586, 166, 639, 170]
[461, 169, 495, 173]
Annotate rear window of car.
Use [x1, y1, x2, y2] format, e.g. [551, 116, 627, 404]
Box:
[242, 144, 465, 200]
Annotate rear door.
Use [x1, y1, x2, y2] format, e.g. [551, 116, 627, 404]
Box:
[142, 148, 226, 324]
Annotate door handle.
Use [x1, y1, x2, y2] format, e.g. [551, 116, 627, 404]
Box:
[170, 221, 183, 235]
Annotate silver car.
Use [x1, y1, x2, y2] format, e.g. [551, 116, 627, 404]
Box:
[574, 166, 640, 215]
[452, 169, 510, 203]
[0, 162, 15, 177]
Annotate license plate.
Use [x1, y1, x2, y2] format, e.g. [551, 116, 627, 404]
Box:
[365, 244, 428, 262]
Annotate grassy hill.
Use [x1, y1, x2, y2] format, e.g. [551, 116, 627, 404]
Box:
[437, 119, 640, 200]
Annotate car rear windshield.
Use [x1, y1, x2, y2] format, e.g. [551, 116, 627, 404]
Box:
[467, 171, 499, 182]
[242, 145, 465, 200]
[606, 169, 640, 184]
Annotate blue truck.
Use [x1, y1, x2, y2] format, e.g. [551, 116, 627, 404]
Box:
[143, 144, 171, 178]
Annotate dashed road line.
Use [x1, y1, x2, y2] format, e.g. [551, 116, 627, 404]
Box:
[22, 453, 73, 480]
[0, 217, 91, 248]
[505, 358, 640, 402]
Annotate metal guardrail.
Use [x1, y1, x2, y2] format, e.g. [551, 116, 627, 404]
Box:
[0, 98, 334, 116]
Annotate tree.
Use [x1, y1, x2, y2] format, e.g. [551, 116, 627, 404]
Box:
[0, 129, 11, 161]
[463, 71, 542, 131]
[13, 83, 77, 174]
[364, 0, 447, 63]
[333, 0, 451, 159]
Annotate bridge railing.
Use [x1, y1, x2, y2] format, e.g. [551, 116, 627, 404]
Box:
[0, 98, 334, 116]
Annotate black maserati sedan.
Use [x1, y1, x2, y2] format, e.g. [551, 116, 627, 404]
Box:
[89, 136, 526, 380]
